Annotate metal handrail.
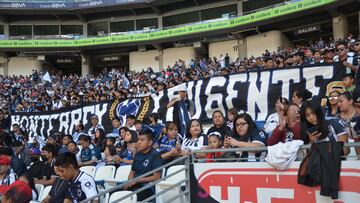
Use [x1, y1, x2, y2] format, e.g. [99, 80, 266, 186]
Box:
[80, 155, 190, 203]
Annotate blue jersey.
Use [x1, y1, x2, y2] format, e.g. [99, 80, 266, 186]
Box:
[80, 144, 101, 163]
[67, 171, 98, 203]
[157, 135, 177, 154]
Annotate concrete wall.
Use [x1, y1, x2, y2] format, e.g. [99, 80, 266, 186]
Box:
[8, 57, 42, 76]
[0, 56, 7, 75]
[208, 40, 238, 62]
[162, 46, 196, 69]
[246, 30, 292, 57]
[129, 50, 161, 73]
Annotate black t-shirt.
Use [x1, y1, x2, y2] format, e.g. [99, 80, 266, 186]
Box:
[28, 161, 44, 180]
[132, 148, 163, 186]
[49, 178, 69, 203]
[41, 158, 57, 180]
[0, 118, 10, 131]
[207, 123, 232, 143]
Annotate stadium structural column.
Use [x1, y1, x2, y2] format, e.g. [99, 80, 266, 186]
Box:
[81, 54, 92, 76]
[158, 16, 163, 29]
[359, 11, 360, 35]
[83, 23, 88, 37]
[237, 1, 243, 16]
[332, 14, 348, 40]
[3, 24, 9, 39]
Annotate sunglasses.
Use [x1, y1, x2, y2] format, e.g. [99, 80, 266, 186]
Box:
[336, 48, 345, 52]
[355, 43, 360, 46]
[329, 96, 338, 100]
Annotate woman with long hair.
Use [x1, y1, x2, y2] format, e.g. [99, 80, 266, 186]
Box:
[181, 119, 208, 154]
[207, 110, 232, 143]
[94, 128, 106, 152]
[292, 88, 312, 107]
[224, 113, 268, 161]
[324, 90, 341, 118]
[300, 100, 349, 155]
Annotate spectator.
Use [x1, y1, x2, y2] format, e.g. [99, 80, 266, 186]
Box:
[40, 165, 69, 203]
[54, 152, 98, 203]
[103, 145, 118, 166]
[292, 88, 313, 107]
[125, 114, 136, 131]
[342, 73, 356, 92]
[0, 147, 27, 177]
[0, 110, 10, 132]
[156, 122, 181, 164]
[324, 90, 341, 118]
[338, 92, 360, 155]
[11, 123, 27, 143]
[58, 134, 73, 154]
[267, 104, 302, 146]
[87, 115, 105, 140]
[46, 134, 61, 154]
[72, 123, 86, 143]
[105, 137, 116, 147]
[207, 110, 232, 143]
[148, 113, 165, 142]
[78, 135, 101, 167]
[323, 48, 335, 63]
[224, 113, 268, 161]
[334, 41, 358, 81]
[123, 130, 162, 201]
[264, 57, 275, 69]
[111, 117, 121, 135]
[114, 129, 137, 166]
[226, 108, 238, 130]
[115, 127, 127, 152]
[300, 100, 349, 155]
[12, 141, 30, 166]
[94, 128, 106, 152]
[0, 155, 17, 186]
[134, 119, 143, 136]
[34, 144, 57, 186]
[0, 179, 32, 203]
[206, 132, 223, 162]
[181, 119, 208, 154]
[67, 141, 80, 160]
[263, 97, 289, 136]
[167, 85, 192, 137]
[292, 51, 304, 66]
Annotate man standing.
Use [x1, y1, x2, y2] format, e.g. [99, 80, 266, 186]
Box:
[54, 152, 98, 203]
[167, 85, 192, 137]
[123, 131, 162, 201]
[334, 41, 359, 85]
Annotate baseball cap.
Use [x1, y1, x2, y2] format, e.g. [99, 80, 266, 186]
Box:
[0, 155, 10, 165]
[0, 180, 32, 200]
[178, 85, 187, 92]
[29, 148, 41, 156]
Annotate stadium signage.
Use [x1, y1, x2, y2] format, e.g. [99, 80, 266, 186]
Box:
[0, 0, 144, 9]
[294, 24, 321, 35]
[10, 64, 344, 138]
[190, 162, 360, 202]
[0, 0, 336, 48]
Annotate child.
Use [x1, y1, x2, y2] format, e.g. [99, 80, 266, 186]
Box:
[206, 132, 223, 163]
[227, 108, 238, 130]
[157, 122, 181, 164]
[343, 73, 356, 92]
[105, 137, 116, 146]
[114, 129, 138, 166]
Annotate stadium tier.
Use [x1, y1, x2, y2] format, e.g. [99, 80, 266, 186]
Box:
[0, 0, 359, 203]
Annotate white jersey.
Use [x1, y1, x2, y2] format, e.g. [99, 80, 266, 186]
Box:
[67, 171, 98, 203]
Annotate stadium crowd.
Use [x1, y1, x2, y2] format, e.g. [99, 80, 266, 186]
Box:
[0, 34, 359, 202]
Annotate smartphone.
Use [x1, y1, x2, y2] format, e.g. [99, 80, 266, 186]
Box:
[307, 126, 317, 134]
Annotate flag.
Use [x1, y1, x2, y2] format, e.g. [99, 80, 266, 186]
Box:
[122, 75, 130, 89]
[42, 71, 52, 83]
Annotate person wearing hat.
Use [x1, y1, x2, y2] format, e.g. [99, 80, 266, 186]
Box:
[87, 114, 104, 141]
[167, 84, 193, 137]
[0, 155, 16, 186]
[0, 180, 32, 203]
[323, 48, 335, 63]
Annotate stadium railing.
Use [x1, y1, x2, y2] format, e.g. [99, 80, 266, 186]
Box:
[80, 142, 359, 203]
